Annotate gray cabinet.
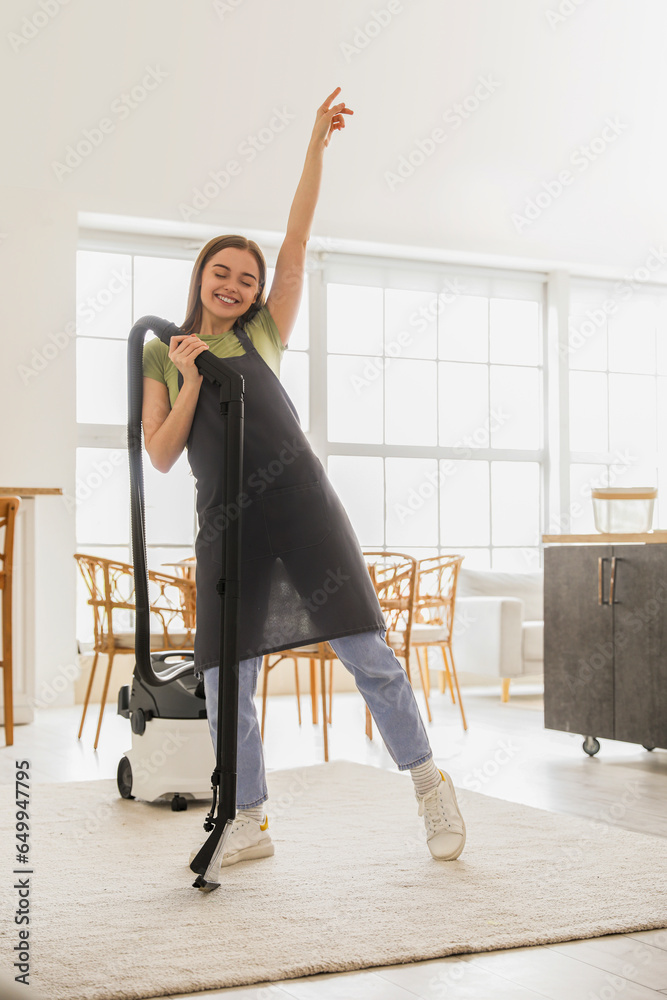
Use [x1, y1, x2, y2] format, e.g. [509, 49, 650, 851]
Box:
[544, 543, 667, 753]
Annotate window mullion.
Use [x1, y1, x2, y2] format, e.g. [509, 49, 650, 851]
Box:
[545, 270, 571, 537]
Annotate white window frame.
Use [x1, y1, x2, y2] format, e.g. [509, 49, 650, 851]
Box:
[311, 251, 549, 566]
[566, 273, 667, 529]
[79, 217, 614, 569]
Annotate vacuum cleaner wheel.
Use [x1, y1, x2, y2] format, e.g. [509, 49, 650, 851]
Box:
[117, 756, 135, 799]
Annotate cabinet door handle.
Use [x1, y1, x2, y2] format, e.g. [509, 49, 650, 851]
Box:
[598, 557, 610, 605]
[609, 556, 620, 604]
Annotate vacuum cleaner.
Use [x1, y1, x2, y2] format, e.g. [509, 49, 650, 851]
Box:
[116, 649, 214, 811]
[120, 315, 245, 892]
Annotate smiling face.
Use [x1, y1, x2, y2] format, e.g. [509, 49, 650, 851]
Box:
[199, 247, 261, 334]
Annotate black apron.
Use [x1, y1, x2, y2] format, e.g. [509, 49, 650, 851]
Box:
[178, 319, 386, 669]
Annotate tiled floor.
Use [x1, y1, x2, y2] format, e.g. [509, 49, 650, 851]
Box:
[2, 681, 667, 998]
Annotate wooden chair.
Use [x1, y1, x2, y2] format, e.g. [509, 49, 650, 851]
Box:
[316, 552, 429, 741]
[260, 646, 332, 759]
[0, 497, 20, 746]
[360, 551, 428, 737]
[412, 554, 467, 731]
[74, 553, 196, 749]
[261, 553, 422, 757]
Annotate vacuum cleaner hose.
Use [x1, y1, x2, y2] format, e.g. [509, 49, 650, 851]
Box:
[127, 316, 195, 686]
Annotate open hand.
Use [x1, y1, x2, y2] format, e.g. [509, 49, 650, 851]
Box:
[311, 87, 354, 149]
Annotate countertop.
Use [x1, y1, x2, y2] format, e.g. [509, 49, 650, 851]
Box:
[0, 487, 62, 496]
[542, 531, 667, 544]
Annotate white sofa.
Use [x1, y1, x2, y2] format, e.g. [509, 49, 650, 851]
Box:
[451, 568, 544, 700]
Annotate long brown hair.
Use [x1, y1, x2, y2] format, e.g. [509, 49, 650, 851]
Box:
[180, 234, 267, 334]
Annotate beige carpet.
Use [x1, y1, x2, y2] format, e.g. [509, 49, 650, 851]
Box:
[1, 761, 666, 1000]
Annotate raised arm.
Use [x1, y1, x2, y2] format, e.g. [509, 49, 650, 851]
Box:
[266, 87, 353, 348]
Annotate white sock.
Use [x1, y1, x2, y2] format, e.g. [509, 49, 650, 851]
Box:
[410, 758, 442, 797]
[238, 805, 265, 823]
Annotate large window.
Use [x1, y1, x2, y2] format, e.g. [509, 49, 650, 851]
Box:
[323, 262, 545, 570]
[567, 277, 667, 534]
[75, 235, 552, 635]
[74, 231, 667, 649]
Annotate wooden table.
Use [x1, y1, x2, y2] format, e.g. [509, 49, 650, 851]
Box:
[0, 488, 63, 726]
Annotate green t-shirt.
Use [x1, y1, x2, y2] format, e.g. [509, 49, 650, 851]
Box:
[142, 304, 287, 408]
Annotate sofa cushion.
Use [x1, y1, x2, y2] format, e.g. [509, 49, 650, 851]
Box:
[457, 569, 543, 622]
[522, 620, 543, 662]
[451, 596, 524, 677]
[408, 623, 449, 644]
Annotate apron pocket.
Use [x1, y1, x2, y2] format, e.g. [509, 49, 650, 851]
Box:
[261, 482, 331, 555]
[199, 499, 272, 562]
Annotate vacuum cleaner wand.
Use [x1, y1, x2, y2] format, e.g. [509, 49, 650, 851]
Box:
[127, 316, 245, 892]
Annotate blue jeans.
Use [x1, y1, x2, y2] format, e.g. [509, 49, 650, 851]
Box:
[203, 627, 434, 808]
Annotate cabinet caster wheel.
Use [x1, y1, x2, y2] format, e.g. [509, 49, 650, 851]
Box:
[643, 743, 656, 751]
[117, 756, 134, 799]
[171, 794, 188, 812]
[583, 736, 600, 756]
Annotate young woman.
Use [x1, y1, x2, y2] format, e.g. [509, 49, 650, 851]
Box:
[142, 87, 466, 869]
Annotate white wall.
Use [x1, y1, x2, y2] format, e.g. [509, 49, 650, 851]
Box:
[4, 0, 666, 265]
[2, 0, 665, 708]
[1, 186, 78, 710]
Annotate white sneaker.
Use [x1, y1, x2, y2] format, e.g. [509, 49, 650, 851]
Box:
[416, 769, 466, 860]
[188, 812, 274, 869]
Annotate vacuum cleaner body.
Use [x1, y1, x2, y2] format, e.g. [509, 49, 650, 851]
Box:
[117, 651, 215, 809]
[126, 315, 244, 887]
